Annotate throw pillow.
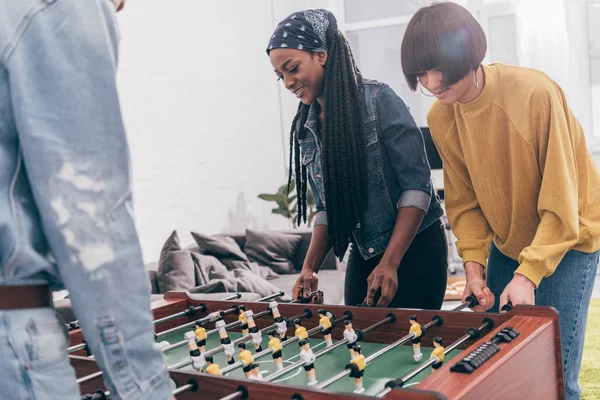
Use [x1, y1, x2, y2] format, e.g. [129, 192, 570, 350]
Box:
[190, 231, 279, 280]
[157, 230, 196, 293]
[190, 232, 248, 261]
[243, 229, 302, 274]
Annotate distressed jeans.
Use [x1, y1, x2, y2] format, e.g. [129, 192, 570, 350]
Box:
[0, 0, 172, 398]
[487, 243, 598, 400]
[0, 308, 79, 400]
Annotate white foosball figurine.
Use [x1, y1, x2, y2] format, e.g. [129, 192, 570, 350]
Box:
[299, 339, 317, 385]
[216, 320, 236, 364]
[208, 311, 222, 322]
[245, 310, 263, 352]
[248, 363, 264, 381]
[269, 301, 288, 341]
[343, 320, 358, 359]
[158, 341, 170, 351]
[185, 331, 206, 372]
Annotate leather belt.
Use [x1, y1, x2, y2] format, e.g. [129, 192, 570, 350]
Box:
[0, 284, 52, 310]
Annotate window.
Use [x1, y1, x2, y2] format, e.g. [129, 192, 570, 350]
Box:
[338, 0, 518, 126]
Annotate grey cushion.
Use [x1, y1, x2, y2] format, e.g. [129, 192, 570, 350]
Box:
[225, 230, 338, 271]
[243, 229, 302, 274]
[157, 231, 196, 293]
[191, 232, 247, 261]
[190, 232, 279, 280]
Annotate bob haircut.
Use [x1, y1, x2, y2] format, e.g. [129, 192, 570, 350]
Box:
[401, 2, 487, 91]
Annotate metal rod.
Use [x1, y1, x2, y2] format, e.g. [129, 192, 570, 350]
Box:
[266, 314, 394, 383]
[169, 310, 309, 370]
[156, 307, 236, 341]
[218, 392, 244, 400]
[161, 306, 275, 353]
[375, 320, 493, 398]
[256, 291, 285, 302]
[172, 383, 195, 396]
[451, 294, 478, 312]
[156, 292, 283, 341]
[153, 304, 207, 326]
[316, 315, 440, 389]
[219, 310, 333, 375]
[76, 371, 103, 385]
[221, 293, 242, 301]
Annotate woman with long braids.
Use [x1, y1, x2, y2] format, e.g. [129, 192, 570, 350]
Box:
[400, 3, 600, 398]
[267, 9, 448, 309]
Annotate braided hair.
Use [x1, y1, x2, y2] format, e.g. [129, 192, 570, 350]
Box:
[288, 31, 367, 259]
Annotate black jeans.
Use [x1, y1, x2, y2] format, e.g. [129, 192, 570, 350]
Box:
[344, 219, 448, 310]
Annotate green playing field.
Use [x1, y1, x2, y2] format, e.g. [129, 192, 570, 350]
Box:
[159, 329, 461, 396]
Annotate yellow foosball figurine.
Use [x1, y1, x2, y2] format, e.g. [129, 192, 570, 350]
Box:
[194, 323, 207, 353]
[238, 343, 254, 378]
[268, 330, 284, 371]
[184, 331, 205, 372]
[430, 337, 445, 373]
[409, 315, 423, 361]
[346, 344, 365, 394]
[318, 309, 333, 347]
[204, 355, 221, 375]
[294, 319, 308, 341]
[238, 305, 249, 336]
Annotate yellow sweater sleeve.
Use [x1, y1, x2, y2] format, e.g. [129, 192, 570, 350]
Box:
[516, 84, 581, 286]
[428, 113, 494, 269]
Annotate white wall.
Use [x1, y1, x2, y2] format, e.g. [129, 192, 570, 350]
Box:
[115, 0, 322, 262]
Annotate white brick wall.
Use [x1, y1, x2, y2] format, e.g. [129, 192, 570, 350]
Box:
[115, 0, 328, 262]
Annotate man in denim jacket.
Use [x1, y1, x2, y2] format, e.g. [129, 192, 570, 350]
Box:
[0, 1, 172, 399]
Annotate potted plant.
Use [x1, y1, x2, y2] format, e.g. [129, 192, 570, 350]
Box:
[258, 179, 317, 227]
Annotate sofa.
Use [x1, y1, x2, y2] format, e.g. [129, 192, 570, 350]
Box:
[146, 229, 346, 306]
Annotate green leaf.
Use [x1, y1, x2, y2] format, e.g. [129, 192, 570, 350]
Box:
[258, 194, 281, 202]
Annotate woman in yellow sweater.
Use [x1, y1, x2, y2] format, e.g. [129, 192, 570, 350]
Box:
[401, 3, 600, 399]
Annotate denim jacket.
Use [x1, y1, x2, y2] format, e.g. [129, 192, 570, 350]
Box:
[0, 1, 171, 399]
[298, 80, 443, 260]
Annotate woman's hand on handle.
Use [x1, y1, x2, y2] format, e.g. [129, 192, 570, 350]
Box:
[462, 261, 495, 312]
[292, 269, 322, 303]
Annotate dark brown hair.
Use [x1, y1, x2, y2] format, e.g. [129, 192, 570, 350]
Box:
[401, 2, 486, 91]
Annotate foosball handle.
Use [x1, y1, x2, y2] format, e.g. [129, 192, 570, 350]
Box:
[355, 329, 365, 342]
[290, 394, 304, 400]
[465, 294, 479, 308]
[236, 385, 249, 400]
[384, 378, 406, 390]
[501, 302, 513, 312]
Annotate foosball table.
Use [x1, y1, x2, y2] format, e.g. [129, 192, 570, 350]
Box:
[67, 290, 565, 400]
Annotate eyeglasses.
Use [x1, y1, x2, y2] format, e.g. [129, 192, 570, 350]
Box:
[417, 82, 451, 98]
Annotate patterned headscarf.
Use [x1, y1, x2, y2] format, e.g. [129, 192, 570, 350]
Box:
[266, 9, 338, 55]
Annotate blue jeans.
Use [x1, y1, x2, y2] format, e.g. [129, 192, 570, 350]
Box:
[487, 243, 598, 400]
[0, 308, 80, 400]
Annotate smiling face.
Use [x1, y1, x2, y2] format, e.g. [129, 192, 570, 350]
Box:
[269, 48, 328, 105]
[417, 68, 474, 105]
